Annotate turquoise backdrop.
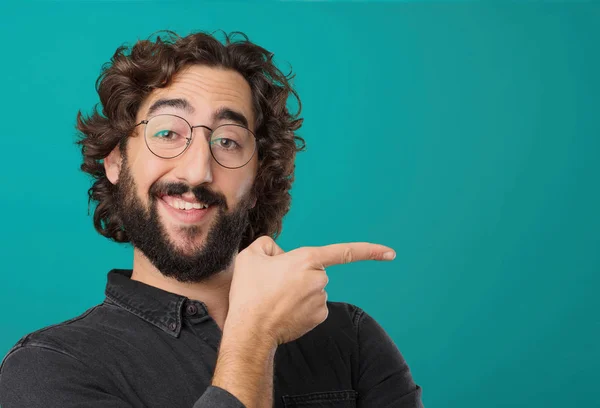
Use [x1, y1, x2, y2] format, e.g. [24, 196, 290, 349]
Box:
[1, 1, 598, 407]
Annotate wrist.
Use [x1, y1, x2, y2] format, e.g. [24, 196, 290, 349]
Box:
[223, 311, 279, 350]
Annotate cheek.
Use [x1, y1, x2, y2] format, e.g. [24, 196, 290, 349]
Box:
[234, 159, 259, 201]
[216, 169, 256, 205]
[234, 178, 254, 202]
[128, 148, 170, 197]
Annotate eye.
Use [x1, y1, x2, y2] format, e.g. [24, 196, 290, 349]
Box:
[211, 137, 240, 150]
[153, 130, 177, 139]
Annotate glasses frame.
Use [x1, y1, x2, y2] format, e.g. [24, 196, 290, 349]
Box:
[134, 113, 257, 169]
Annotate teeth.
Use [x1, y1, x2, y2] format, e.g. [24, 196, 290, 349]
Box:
[167, 197, 208, 210]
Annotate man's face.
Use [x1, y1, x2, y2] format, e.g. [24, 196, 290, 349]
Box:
[107, 65, 259, 282]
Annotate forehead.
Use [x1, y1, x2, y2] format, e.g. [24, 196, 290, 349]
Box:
[138, 64, 254, 128]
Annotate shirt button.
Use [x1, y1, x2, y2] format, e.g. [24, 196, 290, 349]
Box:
[186, 304, 198, 315]
[168, 322, 177, 331]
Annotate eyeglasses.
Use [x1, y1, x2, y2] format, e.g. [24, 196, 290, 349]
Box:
[134, 114, 257, 169]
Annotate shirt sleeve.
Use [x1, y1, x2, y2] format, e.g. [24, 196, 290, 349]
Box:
[0, 346, 246, 408]
[192, 386, 246, 408]
[354, 307, 424, 407]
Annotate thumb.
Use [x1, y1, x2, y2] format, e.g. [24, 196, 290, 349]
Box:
[252, 236, 285, 256]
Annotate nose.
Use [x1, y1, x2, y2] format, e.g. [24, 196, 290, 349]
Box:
[173, 127, 214, 186]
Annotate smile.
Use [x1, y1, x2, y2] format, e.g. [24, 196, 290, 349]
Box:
[159, 195, 213, 224]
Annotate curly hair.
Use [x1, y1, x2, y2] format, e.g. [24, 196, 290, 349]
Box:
[76, 30, 305, 251]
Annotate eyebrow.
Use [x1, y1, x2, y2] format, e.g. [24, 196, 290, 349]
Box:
[212, 106, 249, 129]
[146, 98, 250, 129]
[146, 98, 194, 117]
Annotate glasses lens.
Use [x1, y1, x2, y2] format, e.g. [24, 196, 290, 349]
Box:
[145, 115, 190, 158]
[210, 124, 256, 168]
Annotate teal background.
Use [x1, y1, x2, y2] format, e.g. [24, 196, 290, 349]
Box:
[1, 1, 598, 407]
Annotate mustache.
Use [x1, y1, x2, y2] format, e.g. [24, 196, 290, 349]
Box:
[149, 182, 227, 209]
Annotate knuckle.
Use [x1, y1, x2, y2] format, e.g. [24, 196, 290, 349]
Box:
[320, 274, 329, 289]
[252, 235, 279, 255]
[296, 247, 311, 255]
[370, 249, 381, 261]
[342, 247, 354, 264]
[312, 275, 328, 292]
[301, 250, 317, 267]
[256, 235, 274, 245]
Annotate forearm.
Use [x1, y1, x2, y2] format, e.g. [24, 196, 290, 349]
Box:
[254, 350, 275, 408]
[212, 325, 276, 408]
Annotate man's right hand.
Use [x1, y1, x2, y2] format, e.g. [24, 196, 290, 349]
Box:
[224, 236, 397, 346]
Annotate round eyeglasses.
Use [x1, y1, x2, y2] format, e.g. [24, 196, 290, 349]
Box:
[134, 114, 257, 169]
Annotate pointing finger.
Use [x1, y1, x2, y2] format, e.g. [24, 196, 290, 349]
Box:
[310, 242, 396, 269]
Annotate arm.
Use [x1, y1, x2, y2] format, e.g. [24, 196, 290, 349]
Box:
[211, 322, 277, 408]
[211, 237, 399, 407]
[354, 308, 423, 407]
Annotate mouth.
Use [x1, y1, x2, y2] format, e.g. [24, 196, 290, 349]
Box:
[158, 194, 214, 224]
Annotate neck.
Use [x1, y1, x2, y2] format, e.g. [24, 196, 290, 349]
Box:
[130, 248, 233, 331]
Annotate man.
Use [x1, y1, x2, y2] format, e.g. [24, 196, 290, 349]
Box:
[0, 31, 422, 407]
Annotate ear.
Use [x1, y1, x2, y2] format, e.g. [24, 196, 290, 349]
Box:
[250, 197, 257, 209]
[104, 145, 123, 185]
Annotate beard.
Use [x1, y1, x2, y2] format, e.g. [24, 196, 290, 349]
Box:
[114, 158, 252, 283]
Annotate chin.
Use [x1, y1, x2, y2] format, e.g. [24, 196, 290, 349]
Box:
[168, 227, 207, 250]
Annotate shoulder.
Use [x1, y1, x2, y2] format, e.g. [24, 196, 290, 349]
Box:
[0, 303, 131, 407]
[0, 302, 115, 372]
[324, 300, 363, 328]
[296, 301, 364, 346]
[323, 301, 375, 331]
[314, 301, 398, 350]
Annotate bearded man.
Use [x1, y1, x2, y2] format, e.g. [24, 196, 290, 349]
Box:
[0, 31, 422, 408]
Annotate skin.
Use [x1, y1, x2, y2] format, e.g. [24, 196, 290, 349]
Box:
[103, 63, 396, 408]
[104, 64, 258, 331]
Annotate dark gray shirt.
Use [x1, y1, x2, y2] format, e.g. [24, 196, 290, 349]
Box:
[0, 269, 422, 407]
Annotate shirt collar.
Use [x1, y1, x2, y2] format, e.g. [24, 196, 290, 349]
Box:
[104, 269, 206, 337]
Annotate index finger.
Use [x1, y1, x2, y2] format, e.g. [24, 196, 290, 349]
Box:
[313, 242, 396, 268]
